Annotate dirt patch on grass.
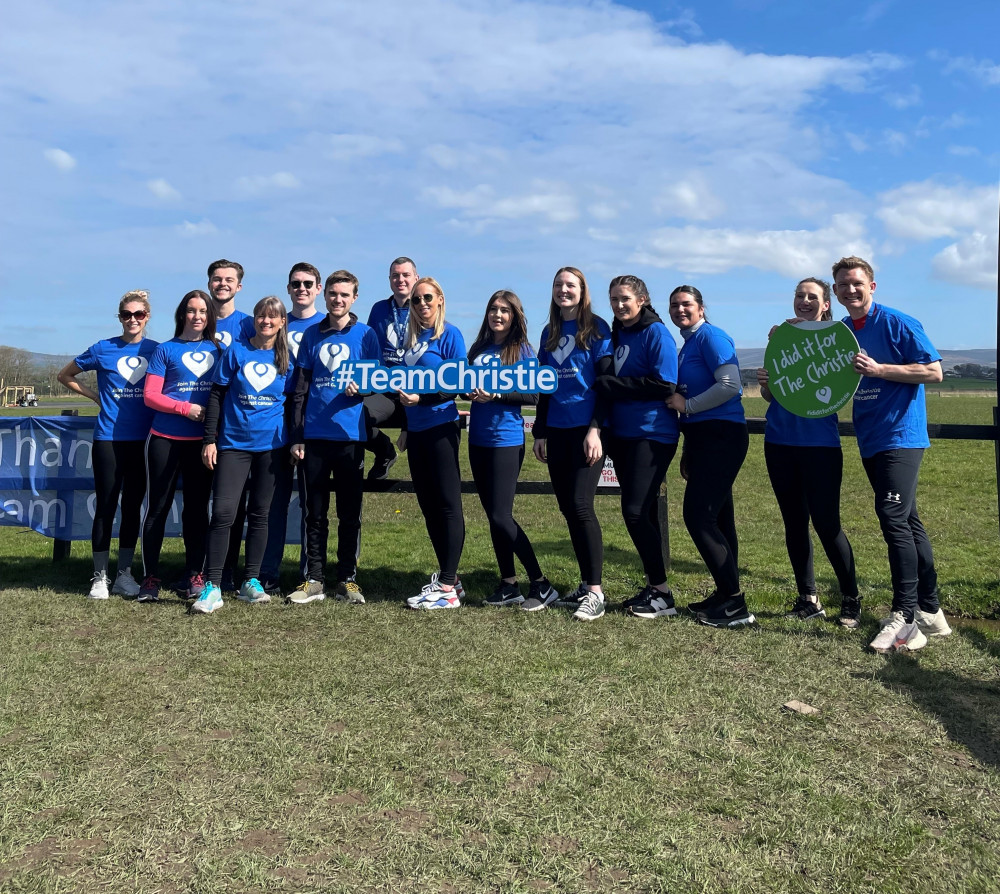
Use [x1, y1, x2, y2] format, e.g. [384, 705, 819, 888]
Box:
[325, 721, 346, 734]
[31, 806, 67, 821]
[206, 728, 234, 740]
[327, 789, 367, 807]
[510, 764, 554, 791]
[240, 828, 288, 857]
[0, 835, 107, 882]
[377, 807, 434, 833]
[542, 834, 579, 855]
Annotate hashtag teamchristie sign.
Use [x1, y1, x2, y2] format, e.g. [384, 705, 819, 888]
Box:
[331, 359, 558, 394]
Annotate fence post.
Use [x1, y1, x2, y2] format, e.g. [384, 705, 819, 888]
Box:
[52, 408, 78, 562]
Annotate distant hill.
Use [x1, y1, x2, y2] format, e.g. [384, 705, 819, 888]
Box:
[736, 347, 995, 372]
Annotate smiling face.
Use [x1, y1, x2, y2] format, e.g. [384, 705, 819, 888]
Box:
[255, 309, 285, 340]
[325, 281, 358, 322]
[410, 284, 443, 328]
[609, 284, 645, 327]
[119, 301, 149, 339]
[182, 297, 209, 339]
[552, 271, 583, 319]
[668, 291, 704, 330]
[793, 281, 830, 322]
[287, 274, 320, 314]
[389, 262, 417, 305]
[834, 267, 876, 320]
[488, 297, 513, 341]
[208, 266, 242, 307]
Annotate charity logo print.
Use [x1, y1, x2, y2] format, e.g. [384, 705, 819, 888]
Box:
[181, 351, 215, 378]
[403, 341, 429, 366]
[116, 355, 148, 384]
[613, 344, 630, 375]
[319, 342, 350, 373]
[551, 335, 574, 365]
[243, 361, 277, 392]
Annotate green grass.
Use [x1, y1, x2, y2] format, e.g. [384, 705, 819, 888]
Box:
[2, 395, 999, 892]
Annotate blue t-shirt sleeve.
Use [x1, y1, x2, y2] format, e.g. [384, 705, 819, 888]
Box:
[442, 326, 467, 359]
[593, 320, 613, 360]
[74, 343, 99, 372]
[699, 327, 738, 369]
[214, 344, 239, 385]
[147, 344, 169, 378]
[650, 326, 679, 382]
[895, 315, 940, 364]
[362, 328, 381, 360]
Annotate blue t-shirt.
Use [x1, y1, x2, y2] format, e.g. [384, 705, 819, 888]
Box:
[537, 316, 613, 429]
[147, 338, 222, 438]
[402, 323, 467, 433]
[845, 302, 940, 458]
[468, 343, 534, 448]
[215, 310, 255, 350]
[74, 336, 159, 441]
[677, 322, 745, 425]
[287, 312, 322, 364]
[213, 341, 292, 451]
[367, 297, 409, 366]
[608, 322, 679, 444]
[296, 319, 381, 442]
[764, 400, 840, 448]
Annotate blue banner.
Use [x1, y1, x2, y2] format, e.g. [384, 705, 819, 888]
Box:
[0, 417, 302, 543]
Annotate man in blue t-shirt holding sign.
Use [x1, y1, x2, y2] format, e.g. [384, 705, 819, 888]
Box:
[833, 255, 952, 653]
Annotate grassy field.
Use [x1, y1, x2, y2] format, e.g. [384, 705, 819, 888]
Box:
[1, 395, 999, 892]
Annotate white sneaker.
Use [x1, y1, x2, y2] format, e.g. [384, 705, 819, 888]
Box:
[88, 571, 110, 600]
[915, 608, 952, 637]
[190, 582, 224, 615]
[406, 573, 465, 608]
[870, 611, 927, 653]
[572, 590, 605, 622]
[111, 569, 141, 597]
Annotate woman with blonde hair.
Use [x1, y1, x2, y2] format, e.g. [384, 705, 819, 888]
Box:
[398, 277, 469, 610]
[58, 290, 159, 599]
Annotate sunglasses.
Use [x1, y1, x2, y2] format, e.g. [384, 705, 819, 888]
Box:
[411, 293, 437, 305]
[289, 279, 315, 289]
[119, 310, 148, 322]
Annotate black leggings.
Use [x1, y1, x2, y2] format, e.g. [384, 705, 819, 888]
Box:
[469, 443, 542, 581]
[861, 448, 939, 619]
[607, 437, 676, 586]
[260, 452, 307, 581]
[206, 448, 283, 584]
[681, 420, 748, 597]
[764, 442, 857, 599]
[409, 422, 465, 586]
[91, 440, 146, 554]
[301, 440, 364, 583]
[142, 435, 214, 578]
[545, 426, 604, 586]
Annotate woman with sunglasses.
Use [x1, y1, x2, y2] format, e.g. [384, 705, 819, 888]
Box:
[398, 278, 468, 610]
[138, 290, 221, 603]
[58, 291, 159, 599]
[595, 275, 679, 618]
[192, 296, 292, 614]
[666, 285, 753, 628]
[531, 267, 612, 621]
[756, 278, 859, 626]
[467, 290, 557, 608]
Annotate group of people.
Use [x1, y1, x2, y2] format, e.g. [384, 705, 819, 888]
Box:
[57, 254, 951, 653]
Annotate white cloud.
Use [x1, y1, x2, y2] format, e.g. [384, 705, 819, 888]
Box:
[43, 148, 76, 171]
[423, 181, 578, 225]
[147, 178, 180, 200]
[884, 85, 921, 109]
[877, 181, 996, 240]
[587, 228, 620, 242]
[932, 233, 998, 289]
[175, 219, 218, 237]
[588, 203, 619, 222]
[933, 52, 1000, 86]
[235, 172, 301, 193]
[655, 174, 725, 221]
[327, 134, 404, 162]
[948, 145, 980, 157]
[632, 213, 870, 277]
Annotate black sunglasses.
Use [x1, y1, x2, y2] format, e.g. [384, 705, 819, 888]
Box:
[411, 293, 437, 305]
[119, 310, 148, 321]
[289, 279, 315, 289]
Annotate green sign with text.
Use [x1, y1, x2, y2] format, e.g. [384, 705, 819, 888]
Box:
[763, 320, 861, 418]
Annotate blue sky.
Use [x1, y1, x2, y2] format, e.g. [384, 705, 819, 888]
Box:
[1, 0, 997, 355]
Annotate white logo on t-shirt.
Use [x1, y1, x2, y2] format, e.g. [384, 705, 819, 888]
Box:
[403, 342, 429, 366]
[551, 335, 574, 365]
[181, 351, 215, 378]
[244, 361, 277, 392]
[319, 342, 349, 372]
[218, 331, 233, 348]
[289, 331, 304, 359]
[613, 344, 630, 375]
[116, 355, 148, 384]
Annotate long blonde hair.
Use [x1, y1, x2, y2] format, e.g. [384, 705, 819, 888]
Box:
[405, 277, 446, 348]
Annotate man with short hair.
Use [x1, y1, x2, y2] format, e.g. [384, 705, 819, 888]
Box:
[289, 270, 381, 604]
[207, 259, 255, 348]
[833, 255, 951, 651]
[362, 256, 418, 479]
[259, 262, 323, 593]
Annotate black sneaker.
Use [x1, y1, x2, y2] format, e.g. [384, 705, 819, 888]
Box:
[261, 578, 282, 596]
[622, 586, 655, 611]
[786, 595, 826, 621]
[368, 439, 398, 481]
[686, 591, 723, 616]
[220, 567, 236, 593]
[554, 583, 586, 610]
[838, 595, 862, 630]
[697, 593, 756, 628]
[522, 578, 559, 612]
[485, 581, 524, 607]
[630, 588, 677, 620]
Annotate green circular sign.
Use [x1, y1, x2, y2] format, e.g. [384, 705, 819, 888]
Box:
[763, 320, 861, 418]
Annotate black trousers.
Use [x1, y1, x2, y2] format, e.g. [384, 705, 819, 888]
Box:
[409, 422, 465, 586]
[301, 440, 364, 583]
[91, 439, 146, 554]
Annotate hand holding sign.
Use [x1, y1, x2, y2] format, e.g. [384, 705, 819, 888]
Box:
[762, 321, 861, 418]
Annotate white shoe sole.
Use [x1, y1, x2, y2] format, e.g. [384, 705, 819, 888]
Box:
[288, 593, 325, 604]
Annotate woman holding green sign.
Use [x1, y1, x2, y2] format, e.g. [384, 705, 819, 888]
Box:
[666, 286, 753, 628]
[756, 278, 860, 628]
